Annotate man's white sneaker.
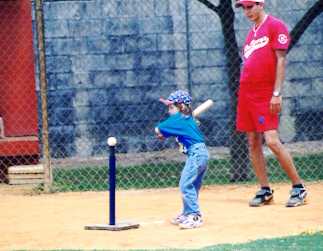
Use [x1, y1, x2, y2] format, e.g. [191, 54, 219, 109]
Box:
[286, 187, 308, 207]
[179, 214, 203, 229]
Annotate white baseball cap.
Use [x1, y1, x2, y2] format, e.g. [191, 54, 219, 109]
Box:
[235, 0, 265, 8]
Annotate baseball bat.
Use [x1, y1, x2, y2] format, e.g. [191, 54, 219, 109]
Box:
[192, 99, 214, 117]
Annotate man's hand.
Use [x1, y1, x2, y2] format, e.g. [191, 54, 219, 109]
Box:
[270, 96, 282, 114]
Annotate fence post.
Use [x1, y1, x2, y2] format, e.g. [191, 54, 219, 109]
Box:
[35, 0, 52, 192]
[185, 0, 192, 94]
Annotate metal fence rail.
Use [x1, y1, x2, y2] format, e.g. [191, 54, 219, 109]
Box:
[0, 0, 322, 191]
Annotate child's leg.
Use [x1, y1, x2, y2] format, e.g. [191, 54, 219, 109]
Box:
[180, 157, 198, 215]
[193, 155, 208, 195]
[179, 154, 208, 215]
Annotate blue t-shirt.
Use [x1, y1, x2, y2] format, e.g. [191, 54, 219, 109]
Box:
[156, 112, 204, 149]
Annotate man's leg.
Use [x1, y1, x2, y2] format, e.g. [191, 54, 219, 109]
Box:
[264, 130, 307, 207]
[248, 132, 274, 206]
[263, 130, 302, 184]
[247, 132, 269, 187]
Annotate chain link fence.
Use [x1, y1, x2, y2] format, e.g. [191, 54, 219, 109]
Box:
[0, 0, 322, 191]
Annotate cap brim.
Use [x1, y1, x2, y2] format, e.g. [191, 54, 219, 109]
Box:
[235, 1, 254, 7]
[159, 97, 174, 106]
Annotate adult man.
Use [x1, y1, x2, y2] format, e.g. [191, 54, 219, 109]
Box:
[235, 0, 307, 207]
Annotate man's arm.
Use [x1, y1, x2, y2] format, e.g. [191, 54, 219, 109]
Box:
[270, 49, 287, 114]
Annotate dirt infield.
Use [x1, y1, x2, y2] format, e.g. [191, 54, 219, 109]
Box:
[1, 182, 323, 250]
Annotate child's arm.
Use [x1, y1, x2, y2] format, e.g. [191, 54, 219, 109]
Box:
[155, 127, 165, 140]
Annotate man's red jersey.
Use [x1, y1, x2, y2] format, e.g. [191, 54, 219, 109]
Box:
[240, 15, 290, 90]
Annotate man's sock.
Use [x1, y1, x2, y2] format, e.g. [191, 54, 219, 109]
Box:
[293, 183, 305, 189]
[261, 186, 271, 191]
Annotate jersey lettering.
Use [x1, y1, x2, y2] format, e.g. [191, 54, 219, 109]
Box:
[244, 36, 269, 58]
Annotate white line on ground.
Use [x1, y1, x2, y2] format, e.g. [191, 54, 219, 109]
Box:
[139, 220, 165, 226]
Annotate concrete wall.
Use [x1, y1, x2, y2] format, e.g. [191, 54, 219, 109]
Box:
[32, 0, 323, 157]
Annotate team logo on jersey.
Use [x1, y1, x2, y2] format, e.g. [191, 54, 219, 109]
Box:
[244, 36, 269, 58]
[278, 34, 288, 44]
[258, 116, 265, 125]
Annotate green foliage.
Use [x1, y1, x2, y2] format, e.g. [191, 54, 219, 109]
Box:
[52, 158, 233, 191]
[267, 153, 323, 182]
[52, 153, 323, 192]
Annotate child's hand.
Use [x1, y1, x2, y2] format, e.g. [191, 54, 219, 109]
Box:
[157, 134, 165, 140]
[194, 118, 201, 126]
[155, 127, 165, 140]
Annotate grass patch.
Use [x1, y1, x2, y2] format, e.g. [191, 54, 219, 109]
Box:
[202, 231, 323, 251]
[52, 153, 323, 192]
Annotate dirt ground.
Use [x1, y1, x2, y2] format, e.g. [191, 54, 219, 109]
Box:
[0, 182, 323, 250]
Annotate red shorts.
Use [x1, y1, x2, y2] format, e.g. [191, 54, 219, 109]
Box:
[236, 88, 278, 132]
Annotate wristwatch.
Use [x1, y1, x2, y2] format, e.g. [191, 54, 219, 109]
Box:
[273, 90, 281, 97]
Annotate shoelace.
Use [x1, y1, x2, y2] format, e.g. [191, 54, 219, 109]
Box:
[255, 189, 272, 197]
[290, 188, 305, 198]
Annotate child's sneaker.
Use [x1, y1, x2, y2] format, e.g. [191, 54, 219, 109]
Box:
[170, 214, 187, 225]
[249, 188, 274, 207]
[179, 214, 203, 229]
[286, 187, 308, 207]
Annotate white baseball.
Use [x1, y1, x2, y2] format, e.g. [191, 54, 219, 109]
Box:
[107, 137, 117, 146]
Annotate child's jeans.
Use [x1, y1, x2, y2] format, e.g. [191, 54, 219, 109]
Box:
[179, 143, 209, 215]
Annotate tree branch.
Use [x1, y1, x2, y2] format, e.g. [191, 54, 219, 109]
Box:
[288, 0, 323, 52]
[196, 0, 219, 13]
